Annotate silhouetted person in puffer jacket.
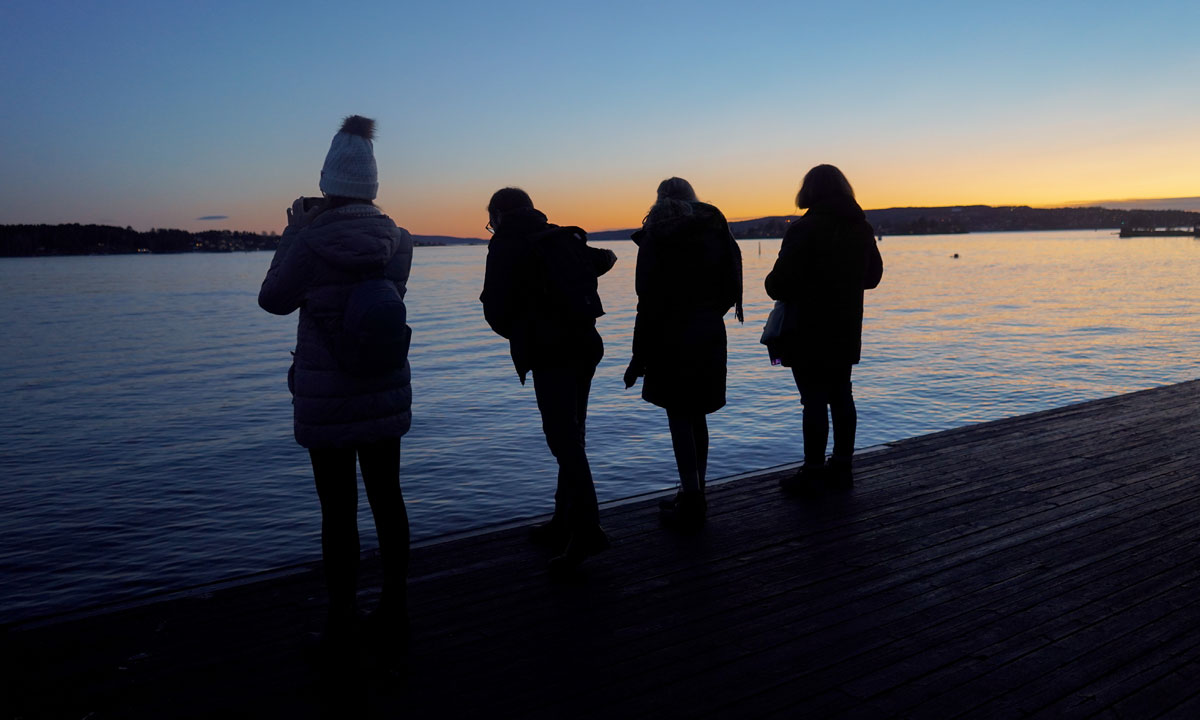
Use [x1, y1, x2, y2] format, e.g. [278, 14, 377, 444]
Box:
[259, 115, 412, 665]
[480, 187, 617, 576]
[765, 164, 882, 495]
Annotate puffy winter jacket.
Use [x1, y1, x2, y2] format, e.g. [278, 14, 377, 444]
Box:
[259, 204, 413, 448]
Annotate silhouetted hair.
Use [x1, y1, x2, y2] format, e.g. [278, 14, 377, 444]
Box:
[487, 187, 534, 216]
[795, 164, 856, 209]
[644, 176, 698, 226]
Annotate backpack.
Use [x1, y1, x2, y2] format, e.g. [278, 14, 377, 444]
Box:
[333, 275, 411, 376]
[531, 226, 604, 320]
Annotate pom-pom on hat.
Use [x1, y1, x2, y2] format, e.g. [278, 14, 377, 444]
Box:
[319, 115, 378, 200]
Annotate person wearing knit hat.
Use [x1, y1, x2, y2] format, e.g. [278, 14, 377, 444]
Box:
[319, 115, 379, 200]
[260, 114, 413, 665]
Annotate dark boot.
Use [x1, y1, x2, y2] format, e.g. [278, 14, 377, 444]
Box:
[305, 606, 359, 673]
[528, 516, 569, 550]
[779, 463, 825, 497]
[658, 490, 707, 528]
[364, 598, 410, 651]
[547, 525, 610, 577]
[825, 457, 853, 490]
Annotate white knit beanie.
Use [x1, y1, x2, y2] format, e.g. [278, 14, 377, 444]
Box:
[319, 115, 378, 200]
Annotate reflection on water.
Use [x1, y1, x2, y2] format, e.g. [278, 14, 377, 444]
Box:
[0, 230, 1197, 620]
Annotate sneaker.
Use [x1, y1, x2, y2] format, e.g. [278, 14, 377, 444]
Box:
[547, 525, 611, 577]
[779, 464, 824, 497]
[659, 490, 707, 528]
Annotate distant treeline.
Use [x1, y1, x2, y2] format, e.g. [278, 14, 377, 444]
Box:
[0, 224, 486, 257]
[593, 205, 1200, 240]
[0, 224, 280, 256]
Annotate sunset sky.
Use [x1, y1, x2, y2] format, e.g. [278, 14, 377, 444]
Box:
[1, 0, 1197, 238]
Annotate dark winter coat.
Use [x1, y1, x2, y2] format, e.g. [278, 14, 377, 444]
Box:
[631, 202, 742, 414]
[764, 196, 882, 368]
[480, 207, 616, 383]
[259, 204, 413, 448]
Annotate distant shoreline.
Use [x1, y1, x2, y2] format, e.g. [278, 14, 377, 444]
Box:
[3, 203, 1199, 257]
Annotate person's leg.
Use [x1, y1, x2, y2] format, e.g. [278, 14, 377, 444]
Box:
[309, 447, 360, 622]
[694, 413, 709, 491]
[533, 367, 572, 527]
[359, 437, 408, 610]
[666, 409, 701, 494]
[661, 409, 708, 525]
[792, 366, 830, 467]
[536, 365, 607, 573]
[828, 364, 857, 464]
[534, 366, 599, 531]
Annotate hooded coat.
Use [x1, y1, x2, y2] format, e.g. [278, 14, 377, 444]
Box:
[259, 204, 413, 448]
[480, 206, 616, 383]
[764, 196, 882, 368]
[631, 202, 742, 414]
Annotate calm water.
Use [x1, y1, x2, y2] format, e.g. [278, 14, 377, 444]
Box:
[1, 231, 1197, 622]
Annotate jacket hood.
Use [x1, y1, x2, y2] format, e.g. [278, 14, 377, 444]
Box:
[303, 204, 401, 271]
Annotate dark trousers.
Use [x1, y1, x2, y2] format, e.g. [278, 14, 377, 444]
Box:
[532, 365, 599, 531]
[309, 437, 409, 617]
[792, 364, 856, 467]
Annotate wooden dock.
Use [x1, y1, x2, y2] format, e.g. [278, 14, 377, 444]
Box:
[4, 380, 1199, 718]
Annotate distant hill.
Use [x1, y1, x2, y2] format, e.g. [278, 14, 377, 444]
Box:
[584, 204, 1200, 241]
[1060, 196, 1200, 212]
[412, 235, 487, 246]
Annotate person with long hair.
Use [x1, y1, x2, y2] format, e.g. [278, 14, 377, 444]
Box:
[765, 164, 882, 494]
[625, 177, 743, 526]
[259, 115, 413, 662]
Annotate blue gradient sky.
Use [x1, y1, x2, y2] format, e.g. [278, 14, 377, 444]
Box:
[1, 1, 1197, 237]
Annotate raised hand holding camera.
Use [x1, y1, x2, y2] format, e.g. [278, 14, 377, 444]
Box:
[286, 196, 324, 228]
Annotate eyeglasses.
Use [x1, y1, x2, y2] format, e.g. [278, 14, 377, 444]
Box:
[485, 221, 495, 235]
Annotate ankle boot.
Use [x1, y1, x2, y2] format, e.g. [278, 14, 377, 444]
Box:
[825, 457, 853, 489]
[547, 525, 610, 576]
[528, 516, 569, 550]
[659, 490, 707, 527]
[780, 463, 825, 496]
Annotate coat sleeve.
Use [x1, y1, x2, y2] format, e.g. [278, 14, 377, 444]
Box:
[764, 224, 804, 302]
[480, 236, 519, 339]
[630, 241, 659, 368]
[385, 228, 415, 298]
[588, 245, 617, 277]
[863, 226, 883, 290]
[258, 227, 310, 315]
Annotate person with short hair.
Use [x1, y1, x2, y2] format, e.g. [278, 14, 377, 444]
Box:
[624, 177, 743, 527]
[765, 164, 883, 494]
[480, 188, 617, 574]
